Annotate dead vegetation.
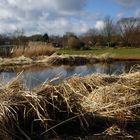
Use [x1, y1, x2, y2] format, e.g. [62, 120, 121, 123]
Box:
[12, 42, 56, 57]
[0, 55, 140, 72]
[46, 55, 140, 65]
[0, 71, 140, 139]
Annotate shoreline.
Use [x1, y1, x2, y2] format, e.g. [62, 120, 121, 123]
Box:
[0, 55, 140, 71]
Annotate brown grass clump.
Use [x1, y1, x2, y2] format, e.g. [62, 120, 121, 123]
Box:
[0, 72, 139, 139]
[12, 42, 56, 57]
[82, 72, 140, 120]
[47, 55, 99, 65]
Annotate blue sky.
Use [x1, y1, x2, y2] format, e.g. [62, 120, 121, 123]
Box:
[86, 0, 140, 18]
[0, 0, 140, 35]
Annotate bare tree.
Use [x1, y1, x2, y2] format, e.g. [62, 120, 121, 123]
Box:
[13, 28, 27, 47]
[103, 16, 116, 47]
[81, 28, 98, 48]
[85, 28, 97, 36]
[117, 17, 140, 47]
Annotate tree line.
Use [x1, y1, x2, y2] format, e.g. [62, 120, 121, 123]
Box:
[0, 16, 140, 49]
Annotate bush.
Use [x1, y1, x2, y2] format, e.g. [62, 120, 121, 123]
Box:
[67, 37, 85, 50]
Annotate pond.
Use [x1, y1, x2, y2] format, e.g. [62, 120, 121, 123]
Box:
[0, 61, 139, 89]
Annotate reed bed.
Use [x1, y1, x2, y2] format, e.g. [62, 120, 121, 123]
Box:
[0, 72, 139, 139]
[12, 42, 56, 57]
[47, 55, 140, 65]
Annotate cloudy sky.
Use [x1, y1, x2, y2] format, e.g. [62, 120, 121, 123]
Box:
[0, 0, 140, 35]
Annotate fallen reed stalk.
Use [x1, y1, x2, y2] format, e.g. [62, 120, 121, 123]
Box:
[0, 71, 139, 139]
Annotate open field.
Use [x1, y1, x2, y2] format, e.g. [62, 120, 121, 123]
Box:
[57, 48, 140, 59]
[0, 71, 140, 139]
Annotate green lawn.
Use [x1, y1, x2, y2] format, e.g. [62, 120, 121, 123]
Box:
[57, 48, 140, 59]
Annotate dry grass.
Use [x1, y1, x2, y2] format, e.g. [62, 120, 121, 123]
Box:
[82, 72, 140, 120]
[12, 42, 56, 57]
[47, 55, 140, 66]
[0, 71, 140, 139]
[0, 55, 139, 71]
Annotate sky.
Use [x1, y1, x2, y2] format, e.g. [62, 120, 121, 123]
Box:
[0, 0, 140, 36]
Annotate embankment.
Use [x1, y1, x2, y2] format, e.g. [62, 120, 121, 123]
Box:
[0, 55, 140, 71]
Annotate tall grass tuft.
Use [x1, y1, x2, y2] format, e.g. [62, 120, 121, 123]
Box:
[12, 42, 56, 57]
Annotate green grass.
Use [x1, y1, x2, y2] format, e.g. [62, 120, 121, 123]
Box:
[57, 48, 140, 59]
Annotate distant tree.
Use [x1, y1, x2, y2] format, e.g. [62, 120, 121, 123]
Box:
[42, 33, 49, 42]
[103, 16, 116, 47]
[49, 35, 63, 47]
[0, 34, 8, 45]
[67, 37, 85, 50]
[132, 23, 140, 47]
[65, 32, 77, 38]
[62, 32, 78, 48]
[96, 35, 107, 48]
[117, 17, 140, 47]
[29, 34, 43, 42]
[12, 28, 27, 47]
[81, 28, 98, 48]
[85, 28, 98, 36]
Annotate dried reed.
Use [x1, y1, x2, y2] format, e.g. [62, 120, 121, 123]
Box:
[12, 42, 56, 57]
[0, 71, 139, 139]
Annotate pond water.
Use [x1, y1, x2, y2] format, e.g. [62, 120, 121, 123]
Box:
[0, 61, 139, 89]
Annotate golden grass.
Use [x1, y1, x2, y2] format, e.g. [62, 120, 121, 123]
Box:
[0, 55, 139, 72]
[82, 72, 140, 120]
[47, 55, 140, 65]
[12, 42, 56, 57]
[0, 71, 140, 139]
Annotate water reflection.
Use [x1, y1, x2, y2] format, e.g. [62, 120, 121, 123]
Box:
[0, 61, 139, 89]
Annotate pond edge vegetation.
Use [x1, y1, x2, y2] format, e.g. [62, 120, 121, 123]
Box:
[0, 70, 140, 139]
[0, 53, 140, 71]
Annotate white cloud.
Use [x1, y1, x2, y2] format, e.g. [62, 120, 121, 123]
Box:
[7, 0, 18, 6]
[117, 12, 124, 19]
[95, 21, 105, 30]
[1, 0, 138, 35]
[115, 0, 140, 8]
[0, 0, 89, 35]
[0, 9, 11, 19]
[134, 9, 140, 18]
[0, 23, 17, 33]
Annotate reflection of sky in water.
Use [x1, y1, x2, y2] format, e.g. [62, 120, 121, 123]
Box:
[0, 61, 139, 89]
[0, 72, 17, 84]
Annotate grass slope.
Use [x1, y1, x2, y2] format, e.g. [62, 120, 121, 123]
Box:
[57, 48, 140, 59]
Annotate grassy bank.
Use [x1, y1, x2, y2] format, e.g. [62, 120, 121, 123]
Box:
[57, 48, 140, 59]
[0, 72, 140, 139]
[0, 54, 140, 71]
[0, 47, 140, 70]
